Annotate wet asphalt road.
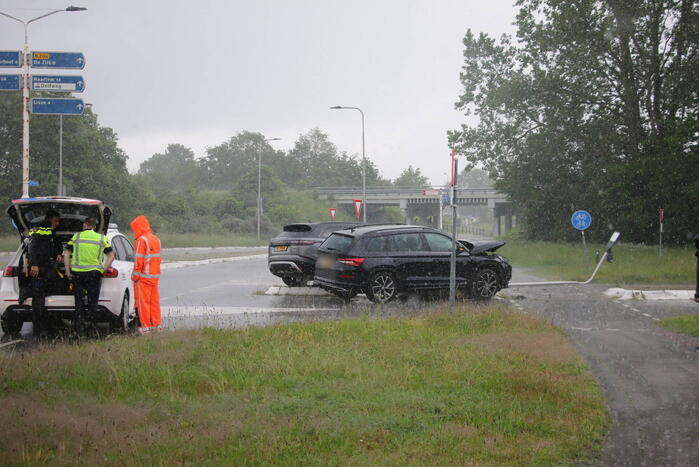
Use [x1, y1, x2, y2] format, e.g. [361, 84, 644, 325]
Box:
[505, 272, 698, 467]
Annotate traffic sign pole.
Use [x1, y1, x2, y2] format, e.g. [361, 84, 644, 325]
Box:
[22, 48, 29, 198]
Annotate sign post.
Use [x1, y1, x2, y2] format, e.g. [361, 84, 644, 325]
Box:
[353, 199, 363, 221]
[571, 210, 592, 262]
[449, 151, 458, 304]
[329, 208, 337, 220]
[658, 208, 664, 257]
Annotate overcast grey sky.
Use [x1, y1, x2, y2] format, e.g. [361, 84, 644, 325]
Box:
[1, 0, 517, 185]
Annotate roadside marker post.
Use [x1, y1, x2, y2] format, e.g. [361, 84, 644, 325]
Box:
[571, 210, 592, 262]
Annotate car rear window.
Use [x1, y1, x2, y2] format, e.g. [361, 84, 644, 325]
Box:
[278, 224, 315, 238]
[321, 233, 354, 252]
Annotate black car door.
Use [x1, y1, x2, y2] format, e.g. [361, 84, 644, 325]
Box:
[390, 232, 434, 289]
[422, 232, 455, 288]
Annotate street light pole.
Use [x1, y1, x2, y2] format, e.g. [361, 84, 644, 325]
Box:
[258, 137, 281, 241]
[0, 6, 87, 198]
[330, 106, 366, 223]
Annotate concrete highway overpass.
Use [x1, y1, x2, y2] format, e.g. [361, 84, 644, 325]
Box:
[315, 187, 517, 236]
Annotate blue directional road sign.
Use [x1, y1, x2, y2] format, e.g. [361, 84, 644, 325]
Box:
[571, 210, 592, 231]
[30, 51, 85, 69]
[0, 74, 21, 91]
[32, 75, 85, 92]
[0, 51, 21, 68]
[30, 98, 84, 115]
[28, 180, 40, 187]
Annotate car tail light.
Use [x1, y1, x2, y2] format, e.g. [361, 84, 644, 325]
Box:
[103, 267, 119, 278]
[337, 258, 365, 267]
[3, 266, 17, 277]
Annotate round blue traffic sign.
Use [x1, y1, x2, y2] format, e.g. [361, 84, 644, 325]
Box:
[571, 210, 592, 230]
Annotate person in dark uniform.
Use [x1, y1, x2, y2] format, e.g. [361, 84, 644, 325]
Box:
[26, 209, 63, 337]
[63, 217, 114, 337]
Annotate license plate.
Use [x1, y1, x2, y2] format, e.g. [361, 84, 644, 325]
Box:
[317, 255, 333, 268]
[273, 245, 288, 252]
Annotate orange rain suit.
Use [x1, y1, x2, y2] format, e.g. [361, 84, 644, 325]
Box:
[130, 215, 162, 329]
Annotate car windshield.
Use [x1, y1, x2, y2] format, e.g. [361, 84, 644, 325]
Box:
[320, 233, 354, 253]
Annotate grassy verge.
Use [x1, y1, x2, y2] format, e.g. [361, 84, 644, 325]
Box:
[659, 314, 699, 337]
[499, 240, 694, 285]
[0, 304, 608, 465]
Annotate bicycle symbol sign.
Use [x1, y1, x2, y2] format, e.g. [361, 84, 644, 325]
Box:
[571, 210, 592, 231]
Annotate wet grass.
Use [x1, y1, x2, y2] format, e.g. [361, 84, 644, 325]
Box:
[0, 304, 608, 465]
[659, 313, 699, 337]
[500, 240, 695, 285]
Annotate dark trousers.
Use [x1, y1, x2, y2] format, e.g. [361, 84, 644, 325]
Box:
[31, 274, 48, 335]
[73, 270, 102, 335]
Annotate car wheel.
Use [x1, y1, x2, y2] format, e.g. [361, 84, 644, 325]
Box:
[472, 268, 500, 300]
[282, 275, 305, 287]
[1, 313, 23, 337]
[365, 271, 398, 304]
[113, 293, 134, 333]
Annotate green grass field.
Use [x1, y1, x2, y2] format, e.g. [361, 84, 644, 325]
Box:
[659, 314, 699, 337]
[0, 304, 608, 465]
[499, 240, 694, 286]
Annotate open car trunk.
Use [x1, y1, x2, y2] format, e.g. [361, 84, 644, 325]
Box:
[7, 197, 112, 297]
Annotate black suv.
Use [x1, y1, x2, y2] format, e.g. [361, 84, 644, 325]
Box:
[314, 225, 512, 303]
[268, 222, 360, 286]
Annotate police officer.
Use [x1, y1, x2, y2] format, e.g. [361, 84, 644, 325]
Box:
[63, 217, 114, 336]
[26, 209, 63, 337]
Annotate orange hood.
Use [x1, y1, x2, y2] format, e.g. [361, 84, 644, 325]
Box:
[130, 215, 152, 238]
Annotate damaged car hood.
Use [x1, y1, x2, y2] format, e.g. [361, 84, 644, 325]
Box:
[459, 239, 506, 255]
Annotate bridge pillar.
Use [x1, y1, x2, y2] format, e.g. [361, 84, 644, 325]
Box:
[399, 200, 409, 223]
[488, 198, 498, 237]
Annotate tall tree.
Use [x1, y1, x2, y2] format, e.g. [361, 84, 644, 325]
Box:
[449, 0, 698, 243]
[393, 165, 431, 187]
[138, 144, 204, 192]
[202, 131, 285, 189]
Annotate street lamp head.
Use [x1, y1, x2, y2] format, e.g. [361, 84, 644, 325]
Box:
[330, 106, 343, 110]
[66, 6, 87, 11]
[265, 137, 281, 142]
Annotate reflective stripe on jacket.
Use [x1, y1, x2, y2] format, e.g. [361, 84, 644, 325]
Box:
[68, 230, 111, 272]
[130, 215, 161, 283]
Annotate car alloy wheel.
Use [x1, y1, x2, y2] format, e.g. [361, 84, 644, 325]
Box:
[368, 271, 397, 304]
[473, 268, 499, 300]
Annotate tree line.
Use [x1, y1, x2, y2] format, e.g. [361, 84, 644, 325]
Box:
[0, 93, 432, 235]
[450, 0, 697, 245]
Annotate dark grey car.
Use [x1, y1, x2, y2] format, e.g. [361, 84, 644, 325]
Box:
[268, 222, 360, 286]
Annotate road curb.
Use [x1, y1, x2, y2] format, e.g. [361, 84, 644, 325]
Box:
[604, 287, 694, 301]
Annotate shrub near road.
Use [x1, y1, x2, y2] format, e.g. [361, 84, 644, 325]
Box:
[0, 304, 608, 465]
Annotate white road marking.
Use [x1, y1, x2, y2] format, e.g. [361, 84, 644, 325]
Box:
[604, 288, 694, 301]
